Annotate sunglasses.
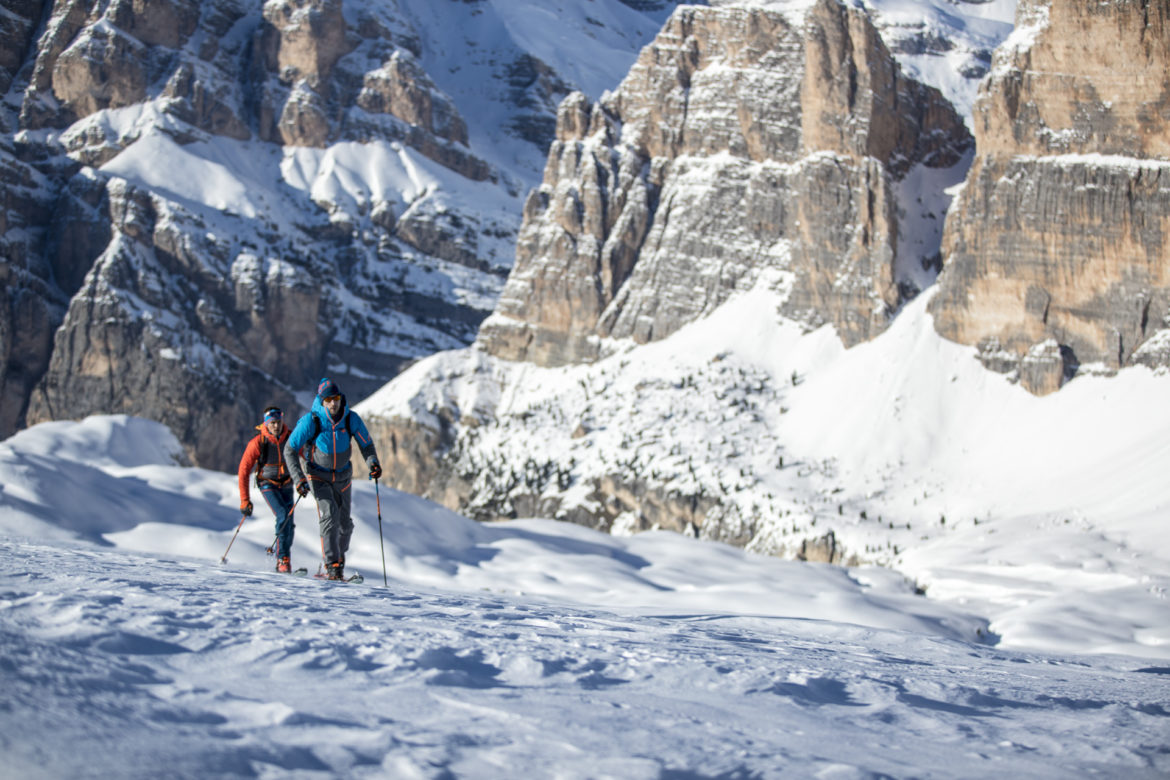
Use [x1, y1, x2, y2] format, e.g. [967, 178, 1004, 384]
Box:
[323, 395, 342, 403]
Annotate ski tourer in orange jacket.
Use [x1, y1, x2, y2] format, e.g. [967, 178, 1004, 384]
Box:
[237, 406, 297, 572]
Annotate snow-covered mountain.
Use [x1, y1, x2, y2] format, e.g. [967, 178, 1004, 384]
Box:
[357, 286, 1170, 657]
[359, 0, 1170, 570]
[1, 416, 1168, 777]
[358, 0, 1011, 531]
[0, 0, 686, 468]
[4, 1, 1169, 774]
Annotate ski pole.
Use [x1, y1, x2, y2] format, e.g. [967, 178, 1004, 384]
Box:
[374, 476, 388, 587]
[220, 513, 247, 564]
[266, 492, 303, 556]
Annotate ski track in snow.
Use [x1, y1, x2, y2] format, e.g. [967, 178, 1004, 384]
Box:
[5, 2, 1170, 775]
[2, 541, 1168, 779]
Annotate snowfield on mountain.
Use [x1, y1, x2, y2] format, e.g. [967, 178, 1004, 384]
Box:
[1, 414, 1168, 778]
[4, 0, 1170, 776]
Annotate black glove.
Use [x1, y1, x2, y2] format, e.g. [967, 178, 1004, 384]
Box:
[368, 460, 382, 480]
[296, 478, 310, 497]
[241, 500, 253, 517]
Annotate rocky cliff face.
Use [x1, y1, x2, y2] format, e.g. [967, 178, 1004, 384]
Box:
[930, 0, 1170, 393]
[0, 0, 678, 468]
[363, 0, 975, 558]
[4, 0, 502, 468]
[477, 0, 972, 367]
[0, 2, 66, 436]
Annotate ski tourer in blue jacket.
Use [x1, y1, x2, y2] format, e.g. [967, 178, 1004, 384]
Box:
[284, 378, 381, 580]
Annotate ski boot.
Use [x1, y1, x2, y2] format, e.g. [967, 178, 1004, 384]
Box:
[276, 556, 292, 574]
[326, 560, 345, 580]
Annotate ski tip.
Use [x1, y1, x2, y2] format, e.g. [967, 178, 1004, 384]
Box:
[310, 572, 364, 584]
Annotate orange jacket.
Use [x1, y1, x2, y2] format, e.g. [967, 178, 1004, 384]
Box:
[237, 423, 291, 504]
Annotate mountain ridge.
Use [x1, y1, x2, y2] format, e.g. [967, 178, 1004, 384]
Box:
[358, 0, 1170, 571]
[4, 0, 1169, 576]
[0, 0, 688, 468]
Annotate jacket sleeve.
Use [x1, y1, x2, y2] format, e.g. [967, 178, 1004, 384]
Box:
[237, 435, 261, 503]
[283, 414, 312, 484]
[350, 412, 379, 465]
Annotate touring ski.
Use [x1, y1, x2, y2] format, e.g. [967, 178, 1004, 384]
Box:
[271, 567, 307, 576]
[312, 571, 363, 584]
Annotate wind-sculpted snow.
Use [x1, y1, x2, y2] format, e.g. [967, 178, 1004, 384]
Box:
[2, 415, 1168, 775]
[0, 415, 990, 643]
[2, 540, 1168, 778]
[361, 286, 1170, 660]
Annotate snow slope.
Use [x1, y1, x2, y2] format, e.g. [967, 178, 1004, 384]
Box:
[394, 0, 681, 178]
[862, 0, 1016, 123]
[359, 284, 1170, 662]
[0, 416, 984, 640]
[1, 415, 1169, 777]
[4, 2, 1168, 774]
[4, 540, 1169, 779]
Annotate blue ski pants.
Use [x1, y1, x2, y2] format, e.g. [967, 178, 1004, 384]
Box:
[260, 482, 296, 559]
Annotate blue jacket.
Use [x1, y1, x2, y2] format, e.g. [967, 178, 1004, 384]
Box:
[283, 395, 378, 484]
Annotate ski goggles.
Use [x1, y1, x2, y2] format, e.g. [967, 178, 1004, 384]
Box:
[263, 407, 283, 422]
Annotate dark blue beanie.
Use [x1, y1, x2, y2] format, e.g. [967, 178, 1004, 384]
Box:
[317, 378, 341, 399]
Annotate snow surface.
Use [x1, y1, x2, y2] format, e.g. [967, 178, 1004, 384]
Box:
[388, 0, 680, 179]
[5, 1, 1168, 774]
[359, 280, 1170, 663]
[2, 416, 1169, 777]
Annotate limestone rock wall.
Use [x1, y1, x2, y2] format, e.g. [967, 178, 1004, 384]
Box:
[0, 0, 45, 96]
[3, 0, 629, 465]
[930, 0, 1170, 393]
[477, 0, 972, 366]
[0, 126, 76, 440]
[4, 0, 692, 468]
[374, 0, 974, 563]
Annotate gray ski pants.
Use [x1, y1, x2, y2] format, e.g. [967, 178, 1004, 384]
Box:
[310, 476, 352, 565]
